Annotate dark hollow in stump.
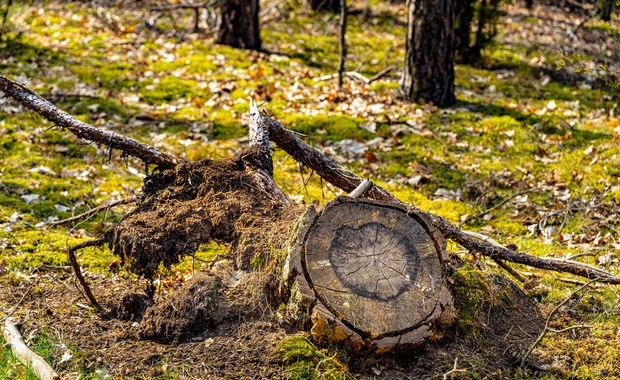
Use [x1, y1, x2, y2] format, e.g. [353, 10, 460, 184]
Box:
[284, 197, 454, 354]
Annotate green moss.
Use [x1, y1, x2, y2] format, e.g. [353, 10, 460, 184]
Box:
[452, 265, 514, 337]
[478, 115, 522, 132]
[281, 114, 372, 142]
[275, 336, 352, 380]
[140, 76, 198, 104]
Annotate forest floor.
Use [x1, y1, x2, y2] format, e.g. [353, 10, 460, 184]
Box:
[0, 0, 619, 378]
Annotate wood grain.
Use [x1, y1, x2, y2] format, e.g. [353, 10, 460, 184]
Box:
[303, 198, 449, 338]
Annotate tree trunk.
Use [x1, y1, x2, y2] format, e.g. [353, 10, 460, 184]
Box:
[308, 0, 340, 12]
[337, 0, 347, 89]
[217, 0, 261, 50]
[399, 0, 456, 107]
[598, 0, 613, 21]
[454, 0, 475, 63]
[525, 0, 533, 10]
[283, 198, 453, 353]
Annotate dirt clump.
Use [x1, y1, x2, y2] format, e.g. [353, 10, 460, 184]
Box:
[105, 149, 302, 278]
[105, 293, 153, 322]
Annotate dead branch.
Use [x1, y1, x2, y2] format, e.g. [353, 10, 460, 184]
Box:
[3, 318, 61, 380]
[249, 99, 273, 175]
[264, 114, 620, 285]
[519, 279, 596, 366]
[68, 238, 106, 312]
[263, 115, 400, 203]
[0, 75, 181, 169]
[368, 65, 396, 83]
[49, 196, 138, 226]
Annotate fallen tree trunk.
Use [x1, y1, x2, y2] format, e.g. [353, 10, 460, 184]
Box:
[3, 319, 61, 380]
[2, 74, 620, 354]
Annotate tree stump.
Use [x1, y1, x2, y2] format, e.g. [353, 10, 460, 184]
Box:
[283, 197, 454, 353]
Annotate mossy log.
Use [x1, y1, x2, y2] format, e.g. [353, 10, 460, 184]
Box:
[282, 197, 454, 354]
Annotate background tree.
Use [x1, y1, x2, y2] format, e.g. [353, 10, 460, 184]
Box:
[400, 0, 455, 107]
[217, 0, 260, 50]
[454, 0, 505, 65]
[0, 0, 12, 41]
[337, 0, 347, 89]
[308, 0, 340, 12]
[598, 0, 614, 21]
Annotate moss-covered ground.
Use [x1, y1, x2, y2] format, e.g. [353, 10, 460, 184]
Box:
[0, 0, 619, 378]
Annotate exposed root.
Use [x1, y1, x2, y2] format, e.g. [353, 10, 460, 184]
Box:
[68, 238, 105, 312]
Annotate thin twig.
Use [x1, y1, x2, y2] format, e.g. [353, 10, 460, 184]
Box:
[0, 288, 30, 323]
[48, 197, 137, 226]
[368, 66, 396, 83]
[519, 279, 597, 367]
[493, 259, 526, 283]
[442, 357, 466, 379]
[460, 188, 534, 227]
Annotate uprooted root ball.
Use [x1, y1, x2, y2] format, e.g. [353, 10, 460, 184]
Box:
[104, 149, 302, 278]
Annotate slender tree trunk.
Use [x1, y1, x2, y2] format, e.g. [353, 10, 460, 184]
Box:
[525, 0, 533, 10]
[0, 0, 12, 41]
[400, 0, 455, 107]
[217, 0, 261, 50]
[308, 0, 340, 12]
[454, 0, 474, 63]
[337, 0, 347, 89]
[598, 0, 613, 21]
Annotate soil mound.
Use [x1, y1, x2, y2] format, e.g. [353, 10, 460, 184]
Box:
[105, 149, 301, 277]
[139, 274, 228, 343]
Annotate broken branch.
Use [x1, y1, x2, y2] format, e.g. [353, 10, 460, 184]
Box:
[0, 74, 181, 169]
[3, 318, 61, 380]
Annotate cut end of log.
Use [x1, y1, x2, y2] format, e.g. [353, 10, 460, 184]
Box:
[283, 197, 454, 353]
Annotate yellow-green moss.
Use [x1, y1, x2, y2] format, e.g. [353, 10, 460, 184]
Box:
[275, 336, 352, 380]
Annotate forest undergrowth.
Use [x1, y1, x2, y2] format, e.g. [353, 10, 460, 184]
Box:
[0, 0, 619, 378]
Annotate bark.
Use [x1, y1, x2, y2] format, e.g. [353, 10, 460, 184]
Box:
[3, 319, 61, 380]
[248, 99, 273, 175]
[400, 0, 455, 107]
[308, 0, 340, 12]
[0, 75, 181, 169]
[217, 0, 261, 50]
